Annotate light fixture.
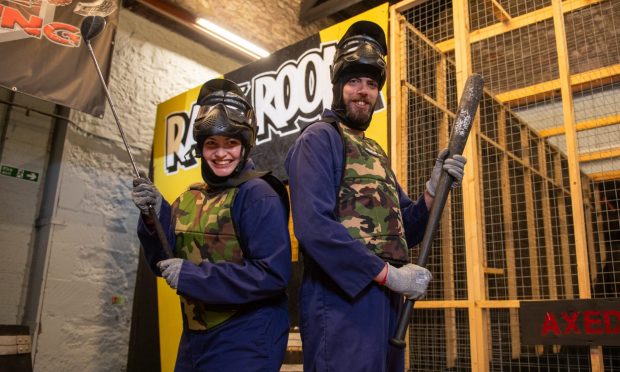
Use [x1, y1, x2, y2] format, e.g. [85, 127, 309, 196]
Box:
[196, 18, 270, 60]
[135, 0, 270, 61]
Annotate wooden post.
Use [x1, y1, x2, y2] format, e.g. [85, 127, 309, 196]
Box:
[554, 152, 574, 300]
[520, 128, 544, 355]
[390, 10, 407, 187]
[593, 185, 608, 272]
[551, 0, 590, 300]
[551, 1, 602, 370]
[389, 8, 410, 370]
[498, 108, 520, 359]
[583, 179, 598, 283]
[538, 142, 558, 299]
[453, 1, 489, 371]
[538, 141, 561, 354]
[520, 128, 541, 299]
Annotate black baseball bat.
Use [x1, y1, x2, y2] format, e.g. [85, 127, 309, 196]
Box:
[80, 16, 174, 259]
[389, 73, 484, 347]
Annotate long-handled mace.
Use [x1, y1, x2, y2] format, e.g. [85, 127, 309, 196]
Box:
[80, 16, 174, 259]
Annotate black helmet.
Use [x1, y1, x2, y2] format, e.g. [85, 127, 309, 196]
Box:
[193, 78, 256, 154]
[192, 78, 256, 185]
[330, 21, 387, 89]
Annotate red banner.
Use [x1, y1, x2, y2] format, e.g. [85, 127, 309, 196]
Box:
[0, 0, 119, 117]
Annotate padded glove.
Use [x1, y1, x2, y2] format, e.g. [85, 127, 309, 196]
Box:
[157, 258, 183, 289]
[132, 177, 162, 216]
[426, 148, 467, 197]
[384, 263, 432, 299]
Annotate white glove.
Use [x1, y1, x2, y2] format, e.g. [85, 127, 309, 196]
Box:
[157, 258, 183, 289]
[132, 177, 162, 216]
[426, 149, 467, 197]
[384, 263, 432, 299]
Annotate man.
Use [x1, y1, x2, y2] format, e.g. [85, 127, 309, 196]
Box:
[285, 21, 466, 371]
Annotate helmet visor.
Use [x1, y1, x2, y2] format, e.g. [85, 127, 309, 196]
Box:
[331, 34, 387, 86]
[197, 93, 254, 127]
[341, 39, 385, 67]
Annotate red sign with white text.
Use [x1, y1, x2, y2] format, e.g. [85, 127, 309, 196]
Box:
[519, 299, 620, 345]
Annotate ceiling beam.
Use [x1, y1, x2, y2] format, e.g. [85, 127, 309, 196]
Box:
[495, 63, 620, 106]
[539, 114, 620, 138]
[124, 0, 256, 63]
[300, 0, 320, 15]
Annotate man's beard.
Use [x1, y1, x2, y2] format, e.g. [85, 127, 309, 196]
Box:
[344, 99, 375, 130]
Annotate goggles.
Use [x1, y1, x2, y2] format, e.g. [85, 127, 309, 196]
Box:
[196, 93, 254, 127]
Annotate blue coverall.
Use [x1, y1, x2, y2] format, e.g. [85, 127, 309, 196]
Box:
[138, 161, 291, 371]
[285, 110, 429, 372]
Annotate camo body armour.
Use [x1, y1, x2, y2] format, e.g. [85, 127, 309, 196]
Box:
[171, 183, 243, 331]
[336, 123, 409, 266]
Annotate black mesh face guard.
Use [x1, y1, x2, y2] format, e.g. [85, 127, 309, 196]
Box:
[198, 93, 255, 127]
[193, 78, 255, 144]
[338, 35, 384, 62]
[196, 98, 253, 128]
[193, 86, 257, 157]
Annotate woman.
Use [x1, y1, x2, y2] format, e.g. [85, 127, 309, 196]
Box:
[132, 78, 291, 371]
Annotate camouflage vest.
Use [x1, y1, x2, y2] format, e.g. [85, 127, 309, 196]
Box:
[336, 123, 409, 266]
[171, 183, 243, 331]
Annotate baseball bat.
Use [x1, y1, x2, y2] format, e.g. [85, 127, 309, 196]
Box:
[390, 73, 484, 347]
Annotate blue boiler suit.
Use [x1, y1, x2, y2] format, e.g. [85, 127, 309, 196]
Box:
[285, 110, 429, 372]
[138, 162, 291, 372]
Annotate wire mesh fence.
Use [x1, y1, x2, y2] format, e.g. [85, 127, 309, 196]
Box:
[394, 0, 620, 370]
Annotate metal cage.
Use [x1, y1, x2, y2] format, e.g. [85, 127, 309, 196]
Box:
[390, 0, 620, 370]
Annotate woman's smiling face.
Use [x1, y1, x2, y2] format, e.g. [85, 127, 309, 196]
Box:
[201, 135, 243, 177]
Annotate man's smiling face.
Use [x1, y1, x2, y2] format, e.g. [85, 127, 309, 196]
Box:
[342, 76, 379, 129]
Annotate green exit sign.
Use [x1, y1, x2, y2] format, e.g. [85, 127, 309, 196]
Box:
[1, 165, 39, 182]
